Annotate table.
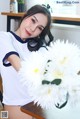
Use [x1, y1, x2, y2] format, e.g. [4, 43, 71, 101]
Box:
[21, 101, 80, 119]
[1, 12, 80, 31]
[21, 102, 45, 119]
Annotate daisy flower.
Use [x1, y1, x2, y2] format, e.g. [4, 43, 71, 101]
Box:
[19, 40, 80, 109]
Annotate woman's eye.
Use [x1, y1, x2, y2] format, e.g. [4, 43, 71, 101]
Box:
[31, 18, 36, 23]
[38, 27, 43, 31]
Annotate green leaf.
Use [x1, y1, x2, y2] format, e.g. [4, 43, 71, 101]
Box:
[77, 70, 80, 75]
[51, 79, 62, 85]
[43, 69, 48, 74]
[18, 0, 24, 4]
[55, 92, 69, 109]
[42, 80, 51, 85]
[47, 60, 52, 63]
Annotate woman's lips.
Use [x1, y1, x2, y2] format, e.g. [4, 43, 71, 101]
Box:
[26, 30, 31, 36]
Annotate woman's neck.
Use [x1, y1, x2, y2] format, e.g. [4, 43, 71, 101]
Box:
[15, 29, 26, 41]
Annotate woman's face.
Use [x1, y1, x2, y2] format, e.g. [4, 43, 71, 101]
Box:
[17, 13, 48, 39]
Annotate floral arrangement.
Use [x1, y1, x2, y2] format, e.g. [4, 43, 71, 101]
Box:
[19, 40, 80, 109]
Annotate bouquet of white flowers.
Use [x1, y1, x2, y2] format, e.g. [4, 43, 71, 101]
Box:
[19, 40, 80, 109]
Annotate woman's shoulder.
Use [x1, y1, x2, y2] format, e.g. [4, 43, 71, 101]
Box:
[0, 31, 13, 42]
[0, 31, 11, 38]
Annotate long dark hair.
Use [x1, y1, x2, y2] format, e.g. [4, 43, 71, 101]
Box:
[20, 5, 51, 38]
[19, 5, 53, 51]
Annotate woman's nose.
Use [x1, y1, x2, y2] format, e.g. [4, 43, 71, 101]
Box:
[30, 25, 37, 32]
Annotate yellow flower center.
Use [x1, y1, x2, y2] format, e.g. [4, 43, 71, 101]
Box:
[33, 68, 39, 73]
[60, 57, 68, 65]
[48, 88, 51, 94]
[54, 70, 64, 78]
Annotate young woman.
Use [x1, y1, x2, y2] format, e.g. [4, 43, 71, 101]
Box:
[0, 5, 52, 119]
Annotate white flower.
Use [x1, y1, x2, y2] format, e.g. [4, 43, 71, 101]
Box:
[19, 51, 47, 88]
[19, 40, 80, 109]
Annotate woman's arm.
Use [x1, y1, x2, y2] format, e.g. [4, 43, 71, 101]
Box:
[7, 55, 21, 71]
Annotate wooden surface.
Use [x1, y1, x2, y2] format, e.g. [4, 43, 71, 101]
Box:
[0, 76, 3, 93]
[21, 102, 45, 119]
[53, 16, 80, 22]
[1, 12, 24, 17]
[1, 12, 80, 22]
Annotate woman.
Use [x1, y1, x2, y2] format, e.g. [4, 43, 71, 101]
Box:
[0, 5, 52, 119]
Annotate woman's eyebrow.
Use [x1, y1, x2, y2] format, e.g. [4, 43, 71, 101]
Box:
[33, 16, 38, 22]
[33, 16, 45, 29]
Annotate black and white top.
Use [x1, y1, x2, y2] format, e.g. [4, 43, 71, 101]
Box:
[0, 31, 33, 105]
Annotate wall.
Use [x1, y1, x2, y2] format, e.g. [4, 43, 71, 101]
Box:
[50, 24, 80, 47]
[0, 0, 9, 31]
[25, 0, 46, 10]
[0, 0, 18, 31]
